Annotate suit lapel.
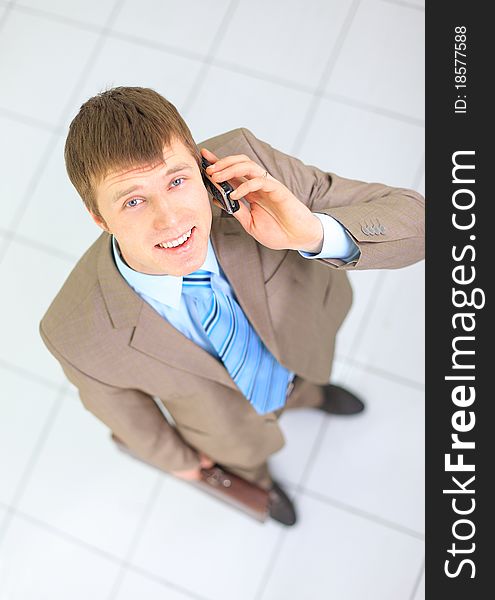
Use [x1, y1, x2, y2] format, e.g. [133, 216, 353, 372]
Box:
[96, 232, 238, 390]
[129, 300, 238, 389]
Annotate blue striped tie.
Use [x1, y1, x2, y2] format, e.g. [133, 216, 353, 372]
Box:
[182, 270, 291, 414]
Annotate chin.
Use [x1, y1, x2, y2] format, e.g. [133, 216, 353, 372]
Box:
[149, 225, 209, 276]
[163, 249, 207, 277]
[182, 254, 207, 276]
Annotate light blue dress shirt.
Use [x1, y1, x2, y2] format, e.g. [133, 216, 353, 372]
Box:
[112, 213, 359, 362]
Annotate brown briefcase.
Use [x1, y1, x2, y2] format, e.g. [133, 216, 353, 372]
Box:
[193, 466, 269, 522]
[111, 433, 269, 522]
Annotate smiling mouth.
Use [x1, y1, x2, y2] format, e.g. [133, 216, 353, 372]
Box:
[156, 228, 192, 249]
[154, 227, 195, 250]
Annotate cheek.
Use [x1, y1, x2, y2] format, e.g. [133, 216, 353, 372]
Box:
[110, 218, 146, 247]
[198, 192, 212, 220]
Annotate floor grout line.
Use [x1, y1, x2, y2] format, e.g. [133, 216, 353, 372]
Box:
[106, 474, 163, 600]
[0, 505, 129, 565]
[344, 272, 388, 363]
[408, 558, 425, 600]
[0, 0, 13, 32]
[123, 563, 214, 600]
[0, 0, 127, 547]
[301, 486, 424, 541]
[1, 500, 215, 600]
[0, 383, 67, 546]
[258, 469, 424, 597]
[0, 358, 65, 391]
[253, 528, 288, 600]
[1, 0, 425, 133]
[8, 1, 107, 33]
[294, 417, 331, 495]
[276, 471, 424, 542]
[290, 0, 363, 155]
[205, 57, 315, 95]
[255, 322, 388, 600]
[0, 225, 85, 264]
[279, 412, 424, 543]
[108, 28, 205, 64]
[335, 353, 425, 391]
[180, 0, 241, 119]
[322, 91, 424, 128]
[253, 414, 330, 598]
[0, 106, 60, 133]
[0, 136, 58, 266]
[0, 0, 125, 263]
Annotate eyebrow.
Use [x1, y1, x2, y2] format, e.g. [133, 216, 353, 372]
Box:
[111, 163, 194, 203]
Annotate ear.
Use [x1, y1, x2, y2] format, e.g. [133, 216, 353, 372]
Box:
[89, 211, 110, 233]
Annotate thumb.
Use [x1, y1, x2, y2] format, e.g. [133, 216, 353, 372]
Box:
[200, 147, 219, 163]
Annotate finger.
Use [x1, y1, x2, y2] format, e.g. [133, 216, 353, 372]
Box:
[172, 469, 201, 481]
[201, 149, 246, 185]
[204, 153, 256, 175]
[211, 161, 266, 183]
[200, 147, 220, 163]
[230, 176, 276, 200]
[200, 455, 214, 469]
[209, 171, 248, 190]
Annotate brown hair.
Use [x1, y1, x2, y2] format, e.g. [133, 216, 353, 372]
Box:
[64, 86, 201, 218]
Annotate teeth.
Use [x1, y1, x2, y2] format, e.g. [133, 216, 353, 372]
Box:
[157, 228, 192, 249]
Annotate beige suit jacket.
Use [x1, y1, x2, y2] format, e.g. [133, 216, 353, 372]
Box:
[40, 128, 425, 474]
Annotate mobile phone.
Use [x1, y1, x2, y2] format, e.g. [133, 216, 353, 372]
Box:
[201, 157, 240, 214]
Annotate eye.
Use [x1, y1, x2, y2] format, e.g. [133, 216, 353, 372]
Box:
[125, 198, 143, 208]
[170, 177, 185, 188]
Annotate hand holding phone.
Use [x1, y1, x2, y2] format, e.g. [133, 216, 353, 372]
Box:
[200, 147, 325, 253]
[201, 157, 240, 214]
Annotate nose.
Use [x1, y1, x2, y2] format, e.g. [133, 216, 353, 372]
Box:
[151, 197, 181, 231]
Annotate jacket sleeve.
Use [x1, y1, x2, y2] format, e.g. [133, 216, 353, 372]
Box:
[238, 127, 425, 270]
[40, 323, 201, 473]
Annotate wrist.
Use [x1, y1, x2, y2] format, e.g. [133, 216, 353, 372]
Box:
[297, 214, 324, 253]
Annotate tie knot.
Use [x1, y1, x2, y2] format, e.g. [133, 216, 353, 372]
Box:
[182, 269, 212, 288]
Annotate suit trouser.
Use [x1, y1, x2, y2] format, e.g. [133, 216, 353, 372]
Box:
[112, 376, 325, 490]
[223, 376, 325, 490]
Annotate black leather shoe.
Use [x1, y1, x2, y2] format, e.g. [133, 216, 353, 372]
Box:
[268, 481, 297, 526]
[318, 384, 365, 415]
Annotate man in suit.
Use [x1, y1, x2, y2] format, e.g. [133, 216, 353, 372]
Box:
[40, 86, 424, 526]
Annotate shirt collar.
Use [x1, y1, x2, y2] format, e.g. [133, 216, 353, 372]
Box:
[111, 235, 220, 310]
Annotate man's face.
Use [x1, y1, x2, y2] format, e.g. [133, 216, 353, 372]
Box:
[92, 139, 212, 276]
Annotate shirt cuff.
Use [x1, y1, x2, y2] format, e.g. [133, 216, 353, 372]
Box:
[298, 213, 360, 262]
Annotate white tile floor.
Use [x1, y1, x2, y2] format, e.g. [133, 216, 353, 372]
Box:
[0, 1, 424, 598]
